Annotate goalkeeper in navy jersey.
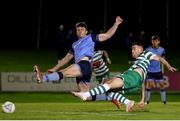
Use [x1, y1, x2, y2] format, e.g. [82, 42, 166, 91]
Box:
[34, 16, 123, 92]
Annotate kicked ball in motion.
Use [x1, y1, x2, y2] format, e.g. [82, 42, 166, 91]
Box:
[2, 101, 15, 113]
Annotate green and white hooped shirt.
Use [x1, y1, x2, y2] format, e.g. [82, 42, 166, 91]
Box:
[129, 50, 156, 80]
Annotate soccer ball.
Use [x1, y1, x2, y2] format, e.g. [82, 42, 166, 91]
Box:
[2, 101, 15, 113]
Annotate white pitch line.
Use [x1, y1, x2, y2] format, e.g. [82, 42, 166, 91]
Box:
[26, 110, 137, 116]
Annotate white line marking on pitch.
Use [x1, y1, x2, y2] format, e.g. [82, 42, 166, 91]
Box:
[27, 110, 137, 116]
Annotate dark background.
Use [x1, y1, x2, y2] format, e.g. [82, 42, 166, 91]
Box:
[1, 0, 180, 51]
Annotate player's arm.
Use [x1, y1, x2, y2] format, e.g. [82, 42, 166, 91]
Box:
[48, 52, 73, 72]
[103, 50, 111, 64]
[151, 55, 177, 72]
[98, 16, 123, 42]
[138, 82, 145, 108]
[161, 49, 166, 73]
[161, 56, 165, 73]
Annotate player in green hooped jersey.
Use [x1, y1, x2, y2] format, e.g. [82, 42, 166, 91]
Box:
[72, 42, 177, 112]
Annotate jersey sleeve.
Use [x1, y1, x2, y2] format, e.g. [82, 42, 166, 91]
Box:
[144, 51, 156, 60]
[91, 34, 100, 44]
[162, 47, 165, 57]
[68, 47, 74, 55]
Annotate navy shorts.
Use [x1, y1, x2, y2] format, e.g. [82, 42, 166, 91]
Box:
[76, 60, 92, 84]
[146, 72, 163, 81]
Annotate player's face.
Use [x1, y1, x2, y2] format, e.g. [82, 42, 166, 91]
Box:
[152, 39, 160, 48]
[76, 27, 88, 38]
[132, 45, 143, 58]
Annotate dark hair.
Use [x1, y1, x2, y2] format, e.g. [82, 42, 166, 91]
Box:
[151, 35, 160, 41]
[76, 22, 88, 30]
[132, 41, 144, 48]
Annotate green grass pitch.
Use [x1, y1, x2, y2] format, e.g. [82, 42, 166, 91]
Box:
[0, 92, 180, 120]
[0, 50, 179, 119]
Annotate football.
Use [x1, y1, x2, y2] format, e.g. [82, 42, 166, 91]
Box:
[2, 101, 15, 113]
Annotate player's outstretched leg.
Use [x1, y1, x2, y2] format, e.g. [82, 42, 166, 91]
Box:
[34, 65, 43, 83]
[71, 91, 88, 101]
[126, 100, 134, 112]
[72, 83, 110, 101]
[34, 65, 64, 84]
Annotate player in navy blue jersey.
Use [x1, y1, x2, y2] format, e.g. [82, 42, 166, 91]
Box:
[145, 35, 169, 104]
[34, 16, 123, 92]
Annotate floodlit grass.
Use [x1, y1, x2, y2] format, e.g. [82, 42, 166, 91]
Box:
[0, 49, 179, 72]
[0, 92, 180, 120]
[1, 102, 180, 120]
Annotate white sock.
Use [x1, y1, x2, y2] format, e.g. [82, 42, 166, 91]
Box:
[103, 83, 110, 91]
[107, 92, 115, 100]
[83, 92, 91, 98]
[124, 99, 131, 105]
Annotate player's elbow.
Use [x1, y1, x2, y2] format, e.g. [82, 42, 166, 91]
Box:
[99, 34, 110, 42]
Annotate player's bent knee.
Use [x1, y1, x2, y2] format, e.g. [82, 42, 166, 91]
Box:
[107, 77, 124, 89]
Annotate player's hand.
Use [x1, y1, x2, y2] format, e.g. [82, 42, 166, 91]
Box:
[138, 101, 144, 108]
[115, 16, 123, 26]
[169, 66, 177, 72]
[47, 69, 54, 74]
[106, 58, 112, 64]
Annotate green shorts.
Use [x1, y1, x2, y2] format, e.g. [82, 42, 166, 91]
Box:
[116, 70, 142, 94]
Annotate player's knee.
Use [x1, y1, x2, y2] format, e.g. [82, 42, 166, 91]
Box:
[158, 82, 165, 88]
[146, 81, 155, 88]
